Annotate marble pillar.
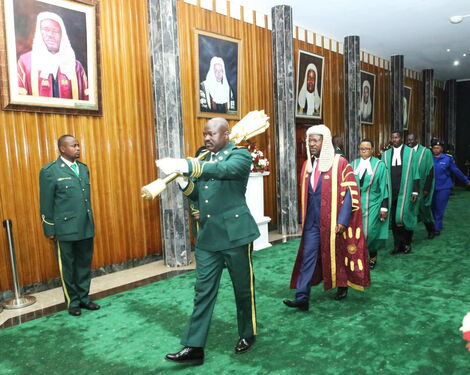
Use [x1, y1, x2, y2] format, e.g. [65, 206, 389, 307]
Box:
[390, 55, 404, 132]
[423, 69, 434, 146]
[271, 5, 298, 235]
[344, 36, 361, 162]
[445, 79, 457, 147]
[148, 0, 191, 266]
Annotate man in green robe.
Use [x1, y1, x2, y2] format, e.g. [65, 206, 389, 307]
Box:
[352, 139, 389, 269]
[382, 130, 420, 254]
[406, 133, 435, 239]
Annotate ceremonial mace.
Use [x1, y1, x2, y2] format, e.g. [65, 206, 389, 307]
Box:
[141, 110, 270, 200]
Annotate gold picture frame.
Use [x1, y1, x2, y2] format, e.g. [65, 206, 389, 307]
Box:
[0, 0, 102, 116]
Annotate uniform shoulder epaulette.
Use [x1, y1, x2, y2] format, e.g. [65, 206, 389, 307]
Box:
[77, 160, 88, 167]
[234, 145, 247, 149]
[445, 153, 453, 157]
[42, 161, 56, 170]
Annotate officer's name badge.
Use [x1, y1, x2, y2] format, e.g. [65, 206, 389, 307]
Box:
[57, 177, 72, 181]
[41, 80, 49, 87]
[324, 175, 330, 179]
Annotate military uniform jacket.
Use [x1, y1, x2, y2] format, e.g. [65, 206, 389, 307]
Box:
[182, 142, 260, 251]
[39, 157, 94, 241]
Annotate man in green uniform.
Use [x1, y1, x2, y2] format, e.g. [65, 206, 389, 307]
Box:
[406, 133, 436, 239]
[39, 135, 99, 316]
[382, 130, 420, 254]
[158, 118, 260, 365]
[351, 139, 389, 269]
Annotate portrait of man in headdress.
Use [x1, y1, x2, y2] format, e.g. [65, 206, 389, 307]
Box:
[296, 50, 324, 119]
[403, 86, 412, 130]
[3, 0, 99, 112]
[360, 71, 375, 125]
[196, 30, 240, 119]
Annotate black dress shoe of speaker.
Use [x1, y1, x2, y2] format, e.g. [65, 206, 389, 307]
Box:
[403, 245, 412, 254]
[80, 301, 100, 310]
[165, 347, 204, 365]
[390, 247, 402, 255]
[335, 287, 348, 301]
[235, 336, 256, 354]
[282, 299, 309, 311]
[68, 307, 81, 316]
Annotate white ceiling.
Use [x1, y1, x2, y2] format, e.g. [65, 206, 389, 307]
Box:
[233, 0, 470, 81]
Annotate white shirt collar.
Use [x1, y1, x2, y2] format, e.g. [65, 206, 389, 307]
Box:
[413, 144, 419, 151]
[60, 156, 79, 175]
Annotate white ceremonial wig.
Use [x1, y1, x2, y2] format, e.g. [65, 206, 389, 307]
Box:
[305, 124, 335, 173]
[204, 56, 231, 104]
[31, 12, 76, 80]
[298, 63, 321, 113]
[360, 80, 372, 118]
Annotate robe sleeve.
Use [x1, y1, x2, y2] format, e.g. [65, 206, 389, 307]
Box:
[449, 157, 470, 185]
[337, 189, 351, 227]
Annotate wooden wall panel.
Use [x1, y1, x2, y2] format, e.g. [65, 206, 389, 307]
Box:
[0, 0, 160, 292]
[177, 1, 277, 227]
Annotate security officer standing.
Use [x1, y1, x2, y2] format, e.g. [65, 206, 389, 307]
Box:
[39, 134, 100, 316]
[431, 139, 470, 235]
[158, 118, 260, 365]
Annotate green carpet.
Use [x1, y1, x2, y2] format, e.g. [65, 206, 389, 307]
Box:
[1, 189, 470, 375]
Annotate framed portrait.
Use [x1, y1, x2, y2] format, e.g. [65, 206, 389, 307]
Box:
[0, 0, 101, 116]
[403, 86, 412, 130]
[360, 70, 375, 125]
[195, 29, 241, 120]
[296, 50, 324, 119]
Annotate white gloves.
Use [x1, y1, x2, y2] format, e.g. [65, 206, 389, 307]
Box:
[156, 158, 189, 175]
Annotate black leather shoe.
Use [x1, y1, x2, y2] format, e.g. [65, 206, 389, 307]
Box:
[235, 336, 256, 354]
[335, 287, 348, 301]
[434, 231, 440, 236]
[80, 301, 100, 310]
[283, 299, 309, 311]
[369, 259, 376, 269]
[403, 245, 412, 254]
[427, 231, 435, 239]
[68, 307, 81, 316]
[165, 347, 204, 365]
[390, 247, 401, 255]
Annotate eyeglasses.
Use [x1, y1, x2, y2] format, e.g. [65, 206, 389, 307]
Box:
[359, 148, 372, 151]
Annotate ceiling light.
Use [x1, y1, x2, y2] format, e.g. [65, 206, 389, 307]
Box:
[446, 48, 451, 52]
[464, 53, 467, 57]
[453, 60, 460, 66]
[450, 14, 470, 24]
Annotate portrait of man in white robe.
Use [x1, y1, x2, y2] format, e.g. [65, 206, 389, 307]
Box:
[296, 50, 324, 119]
[360, 71, 375, 124]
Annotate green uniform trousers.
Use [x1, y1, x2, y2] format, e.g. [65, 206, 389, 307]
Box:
[181, 244, 257, 348]
[56, 238, 94, 308]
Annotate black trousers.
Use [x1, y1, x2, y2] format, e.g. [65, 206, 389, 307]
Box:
[391, 199, 413, 249]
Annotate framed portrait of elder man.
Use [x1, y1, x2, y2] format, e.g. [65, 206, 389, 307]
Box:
[296, 50, 324, 119]
[195, 29, 241, 120]
[403, 86, 412, 130]
[0, 0, 101, 116]
[360, 70, 375, 125]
